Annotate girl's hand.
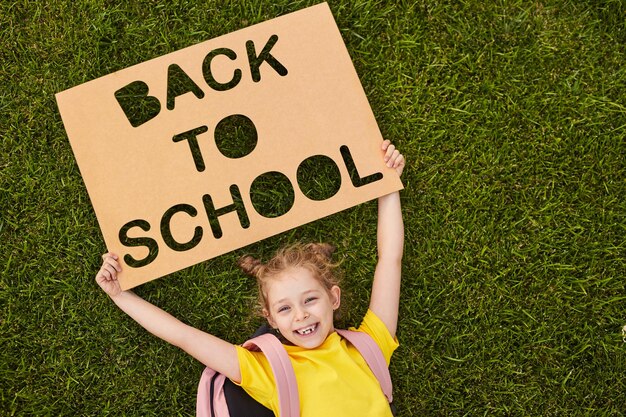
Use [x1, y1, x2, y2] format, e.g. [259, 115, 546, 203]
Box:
[96, 253, 123, 298]
[382, 140, 405, 177]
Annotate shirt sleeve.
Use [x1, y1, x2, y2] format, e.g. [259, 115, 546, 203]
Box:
[233, 345, 278, 410]
[355, 309, 399, 365]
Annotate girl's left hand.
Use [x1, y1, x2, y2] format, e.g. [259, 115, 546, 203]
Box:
[382, 140, 405, 177]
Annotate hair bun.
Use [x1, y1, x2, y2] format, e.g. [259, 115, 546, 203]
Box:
[306, 243, 336, 260]
[238, 255, 264, 278]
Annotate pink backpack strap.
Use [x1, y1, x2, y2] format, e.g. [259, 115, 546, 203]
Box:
[336, 329, 393, 403]
[243, 334, 300, 417]
[196, 369, 230, 417]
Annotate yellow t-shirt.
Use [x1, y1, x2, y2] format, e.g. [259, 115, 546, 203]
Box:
[235, 309, 398, 416]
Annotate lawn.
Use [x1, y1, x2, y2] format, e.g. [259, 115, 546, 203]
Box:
[1, 0, 625, 415]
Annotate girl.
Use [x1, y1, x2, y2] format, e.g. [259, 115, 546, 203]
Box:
[96, 140, 405, 416]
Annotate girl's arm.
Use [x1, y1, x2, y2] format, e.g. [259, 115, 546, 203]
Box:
[96, 254, 242, 383]
[368, 140, 405, 338]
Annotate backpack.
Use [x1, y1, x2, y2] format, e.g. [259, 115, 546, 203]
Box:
[196, 327, 394, 417]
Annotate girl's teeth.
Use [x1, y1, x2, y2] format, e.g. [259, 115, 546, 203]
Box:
[297, 325, 316, 335]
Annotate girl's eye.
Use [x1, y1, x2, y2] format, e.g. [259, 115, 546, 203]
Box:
[277, 306, 290, 313]
[305, 297, 317, 304]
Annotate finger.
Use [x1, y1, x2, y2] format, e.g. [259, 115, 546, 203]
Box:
[96, 268, 110, 282]
[102, 252, 119, 262]
[393, 154, 405, 168]
[387, 149, 400, 167]
[384, 144, 396, 162]
[103, 255, 122, 272]
[102, 263, 118, 280]
[98, 265, 114, 281]
[381, 139, 391, 151]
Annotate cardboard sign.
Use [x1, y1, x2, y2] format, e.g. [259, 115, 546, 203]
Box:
[56, 2, 403, 290]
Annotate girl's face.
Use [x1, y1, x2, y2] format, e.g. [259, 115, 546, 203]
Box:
[264, 267, 341, 349]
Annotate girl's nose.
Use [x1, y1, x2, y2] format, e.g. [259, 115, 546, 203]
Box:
[295, 309, 310, 321]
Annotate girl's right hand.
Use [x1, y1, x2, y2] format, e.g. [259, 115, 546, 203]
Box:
[381, 139, 405, 177]
[96, 253, 123, 298]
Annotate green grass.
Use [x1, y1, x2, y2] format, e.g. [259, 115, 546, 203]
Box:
[2, 0, 625, 415]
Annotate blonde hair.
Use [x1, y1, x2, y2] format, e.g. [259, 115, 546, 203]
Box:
[238, 242, 341, 315]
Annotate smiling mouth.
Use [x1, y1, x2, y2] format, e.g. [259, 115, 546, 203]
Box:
[295, 323, 318, 336]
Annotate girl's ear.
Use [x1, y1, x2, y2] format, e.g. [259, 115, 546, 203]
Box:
[263, 309, 277, 328]
[330, 285, 341, 310]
